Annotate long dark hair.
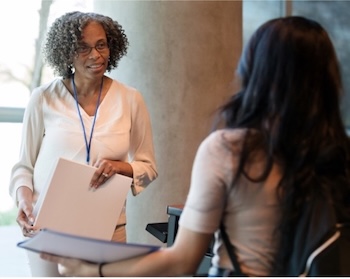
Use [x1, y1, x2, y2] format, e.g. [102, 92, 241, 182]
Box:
[217, 16, 350, 274]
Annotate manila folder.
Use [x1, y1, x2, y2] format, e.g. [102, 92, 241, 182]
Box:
[18, 229, 159, 263]
[33, 157, 132, 240]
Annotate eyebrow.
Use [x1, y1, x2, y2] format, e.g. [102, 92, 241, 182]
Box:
[78, 39, 107, 45]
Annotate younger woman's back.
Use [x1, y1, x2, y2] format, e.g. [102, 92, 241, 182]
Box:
[179, 128, 282, 276]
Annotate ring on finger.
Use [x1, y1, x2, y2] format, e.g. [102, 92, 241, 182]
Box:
[102, 173, 109, 178]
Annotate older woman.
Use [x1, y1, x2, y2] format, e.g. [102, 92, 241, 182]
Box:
[9, 11, 157, 276]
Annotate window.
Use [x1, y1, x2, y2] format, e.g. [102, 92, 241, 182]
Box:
[291, 1, 350, 129]
[243, 0, 350, 130]
[243, 0, 288, 45]
[0, 0, 93, 220]
[0, 0, 93, 276]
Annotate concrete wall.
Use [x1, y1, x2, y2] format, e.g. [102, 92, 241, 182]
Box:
[93, 0, 242, 245]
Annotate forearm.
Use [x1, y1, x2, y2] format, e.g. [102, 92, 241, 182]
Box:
[100, 248, 193, 277]
[100, 228, 212, 277]
[16, 186, 33, 205]
[42, 249, 187, 277]
[40, 227, 212, 277]
[112, 160, 133, 178]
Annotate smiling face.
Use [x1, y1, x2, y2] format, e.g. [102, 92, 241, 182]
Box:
[72, 21, 110, 81]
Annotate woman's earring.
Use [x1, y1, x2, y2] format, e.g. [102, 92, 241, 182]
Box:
[69, 63, 75, 74]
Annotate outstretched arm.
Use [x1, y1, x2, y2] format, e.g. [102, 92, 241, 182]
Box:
[41, 226, 212, 277]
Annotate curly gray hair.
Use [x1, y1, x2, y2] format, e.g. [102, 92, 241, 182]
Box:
[43, 11, 129, 78]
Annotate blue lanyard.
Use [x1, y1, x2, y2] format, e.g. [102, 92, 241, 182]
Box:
[72, 75, 103, 164]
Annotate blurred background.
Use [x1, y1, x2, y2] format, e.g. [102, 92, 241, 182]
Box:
[1, 0, 350, 276]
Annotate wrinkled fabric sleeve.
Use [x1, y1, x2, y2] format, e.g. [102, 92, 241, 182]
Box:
[9, 89, 45, 203]
[128, 90, 158, 195]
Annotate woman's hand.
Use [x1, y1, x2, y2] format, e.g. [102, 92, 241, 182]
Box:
[16, 186, 38, 237]
[40, 253, 98, 277]
[90, 159, 133, 190]
[17, 201, 37, 237]
[90, 159, 118, 189]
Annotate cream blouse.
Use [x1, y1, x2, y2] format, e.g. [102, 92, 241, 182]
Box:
[9, 78, 158, 224]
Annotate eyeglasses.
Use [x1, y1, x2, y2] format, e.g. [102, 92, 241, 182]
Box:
[76, 42, 109, 55]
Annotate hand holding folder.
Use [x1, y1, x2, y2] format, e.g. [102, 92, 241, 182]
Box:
[33, 157, 132, 240]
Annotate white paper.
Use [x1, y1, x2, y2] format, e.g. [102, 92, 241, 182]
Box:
[17, 229, 159, 263]
[33, 157, 132, 240]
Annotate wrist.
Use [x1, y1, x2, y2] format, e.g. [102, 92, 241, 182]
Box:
[16, 186, 33, 206]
